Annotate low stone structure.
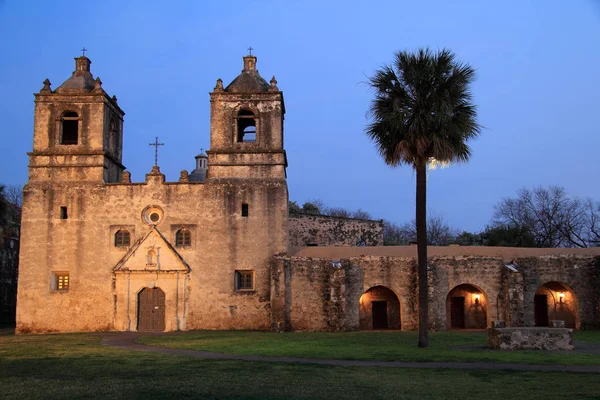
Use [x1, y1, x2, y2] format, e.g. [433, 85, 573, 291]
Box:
[488, 327, 574, 351]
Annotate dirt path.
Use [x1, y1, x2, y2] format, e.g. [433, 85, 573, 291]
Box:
[100, 332, 600, 373]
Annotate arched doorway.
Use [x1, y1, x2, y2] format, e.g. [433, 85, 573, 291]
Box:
[446, 284, 487, 329]
[359, 286, 401, 330]
[534, 281, 578, 329]
[137, 287, 165, 331]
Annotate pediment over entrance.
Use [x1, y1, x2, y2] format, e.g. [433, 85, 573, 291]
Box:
[113, 227, 191, 273]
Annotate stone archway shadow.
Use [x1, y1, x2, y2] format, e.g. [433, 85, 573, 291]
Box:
[534, 281, 579, 329]
[446, 283, 488, 329]
[359, 286, 401, 330]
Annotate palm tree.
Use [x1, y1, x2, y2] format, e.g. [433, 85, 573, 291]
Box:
[366, 49, 481, 347]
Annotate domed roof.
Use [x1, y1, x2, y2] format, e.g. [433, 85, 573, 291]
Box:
[225, 55, 270, 93]
[55, 57, 96, 93]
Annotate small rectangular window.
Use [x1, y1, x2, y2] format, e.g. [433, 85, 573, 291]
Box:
[235, 270, 254, 291]
[175, 229, 192, 247]
[60, 206, 68, 219]
[241, 203, 249, 217]
[114, 229, 131, 247]
[53, 272, 69, 292]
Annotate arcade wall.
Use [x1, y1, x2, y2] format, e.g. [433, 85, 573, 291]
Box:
[271, 252, 600, 332]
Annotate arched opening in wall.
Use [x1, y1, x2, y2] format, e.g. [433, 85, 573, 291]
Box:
[237, 109, 256, 142]
[446, 284, 488, 329]
[359, 286, 401, 330]
[534, 281, 579, 329]
[137, 287, 165, 331]
[60, 111, 79, 145]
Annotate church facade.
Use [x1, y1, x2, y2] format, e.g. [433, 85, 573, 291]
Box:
[16, 54, 600, 334]
[17, 54, 288, 333]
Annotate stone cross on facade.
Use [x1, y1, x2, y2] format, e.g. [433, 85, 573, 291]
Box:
[247, 46, 253, 55]
[81, 47, 87, 56]
[149, 136, 164, 166]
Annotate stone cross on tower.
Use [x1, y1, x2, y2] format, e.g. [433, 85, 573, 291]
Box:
[149, 136, 164, 166]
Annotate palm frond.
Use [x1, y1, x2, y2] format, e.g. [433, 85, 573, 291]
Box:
[366, 48, 481, 168]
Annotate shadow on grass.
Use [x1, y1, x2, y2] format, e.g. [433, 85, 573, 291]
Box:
[137, 330, 600, 365]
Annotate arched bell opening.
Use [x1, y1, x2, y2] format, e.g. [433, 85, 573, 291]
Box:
[359, 286, 401, 330]
[446, 284, 488, 329]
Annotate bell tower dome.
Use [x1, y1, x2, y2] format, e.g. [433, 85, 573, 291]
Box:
[208, 54, 286, 180]
[29, 55, 125, 183]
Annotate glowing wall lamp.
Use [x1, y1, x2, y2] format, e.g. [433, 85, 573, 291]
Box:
[559, 292, 565, 303]
[474, 293, 481, 305]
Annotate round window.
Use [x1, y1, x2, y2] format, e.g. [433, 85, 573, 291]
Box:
[142, 205, 164, 225]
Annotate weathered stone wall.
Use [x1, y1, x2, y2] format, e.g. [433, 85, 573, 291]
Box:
[272, 252, 600, 332]
[17, 172, 287, 333]
[511, 255, 600, 329]
[270, 256, 364, 332]
[351, 256, 416, 330]
[288, 214, 383, 247]
[428, 256, 502, 330]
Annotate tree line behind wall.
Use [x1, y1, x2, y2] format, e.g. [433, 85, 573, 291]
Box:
[293, 186, 600, 248]
[0, 184, 22, 325]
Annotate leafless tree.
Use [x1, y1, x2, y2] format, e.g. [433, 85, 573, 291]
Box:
[352, 209, 372, 220]
[328, 207, 352, 218]
[383, 212, 457, 246]
[560, 198, 600, 247]
[383, 220, 413, 245]
[493, 186, 600, 248]
[4, 184, 23, 208]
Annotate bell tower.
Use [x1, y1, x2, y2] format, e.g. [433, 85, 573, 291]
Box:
[29, 55, 125, 183]
[208, 54, 286, 180]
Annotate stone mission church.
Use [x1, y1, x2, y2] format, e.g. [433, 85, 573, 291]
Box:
[16, 54, 600, 334]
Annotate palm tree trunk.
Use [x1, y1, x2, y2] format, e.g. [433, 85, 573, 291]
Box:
[416, 160, 428, 348]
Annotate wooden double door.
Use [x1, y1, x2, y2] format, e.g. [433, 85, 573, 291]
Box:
[138, 287, 165, 331]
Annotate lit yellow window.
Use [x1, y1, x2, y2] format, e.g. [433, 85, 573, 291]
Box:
[56, 273, 69, 291]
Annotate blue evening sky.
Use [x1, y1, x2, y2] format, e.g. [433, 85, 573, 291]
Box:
[1, 0, 599, 232]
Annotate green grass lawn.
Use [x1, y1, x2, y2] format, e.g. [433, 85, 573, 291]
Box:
[1, 333, 600, 399]
[573, 330, 600, 343]
[138, 330, 600, 365]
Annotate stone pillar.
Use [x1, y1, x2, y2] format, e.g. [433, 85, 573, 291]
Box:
[269, 257, 287, 332]
[506, 268, 525, 327]
[326, 266, 346, 332]
[428, 263, 448, 330]
[343, 262, 363, 331]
